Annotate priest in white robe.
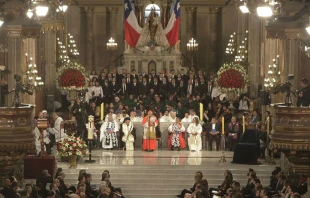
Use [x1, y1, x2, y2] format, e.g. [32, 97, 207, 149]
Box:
[100, 114, 119, 149]
[187, 117, 203, 151]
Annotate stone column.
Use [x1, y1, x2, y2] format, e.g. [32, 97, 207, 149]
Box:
[185, 7, 196, 40]
[43, 31, 57, 96]
[85, 7, 95, 71]
[107, 7, 119, 70]
[6, 26, 23, 106]
[107, 7, 119, 39]
[209, 7, 219, 71]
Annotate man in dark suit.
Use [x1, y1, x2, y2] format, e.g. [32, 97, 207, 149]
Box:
[198, 78, 208, 96]
[3, 179, 14, 198]
[141, 70, 148, 81]
[131, 69, 138, 80]
[193, 79, 200, 95]
[139, 77, 149, 97]
[149, 69, 159, 84]
[110, 78, 120, 96]
[150, 77, 160, 94]
[169, 79, 178, 96]
[207, 117, 221, 151]
[180, 69, 189, 84]
[102, 79, 111, 103]
[36, 169, 53, 190]
[159, 77, 169, 99]
[186, 80, 194, 95]
[129, 79, 139, 96]
[85, 173, 97, 198]
[120, 78, 129, 97]
[178, 80, 186, 97]
[297, 78, 310, 106]
[170, 69, 178, 80]
[206, 80, 213, 101]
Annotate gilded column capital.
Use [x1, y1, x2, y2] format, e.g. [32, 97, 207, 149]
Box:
[84, 7, 95, 13]
[209, 7, 219, 14]
[107, 7, 119, 14]
[185, 7, 196, 15]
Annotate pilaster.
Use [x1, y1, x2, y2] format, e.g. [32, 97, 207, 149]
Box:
[85, 7, 95, 71]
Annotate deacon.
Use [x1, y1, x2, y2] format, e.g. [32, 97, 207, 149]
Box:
[120, 117, 136, 151]
[142, 110, 159, 151]
[100, 114, 119, 150]
[168, 117, 186, 151]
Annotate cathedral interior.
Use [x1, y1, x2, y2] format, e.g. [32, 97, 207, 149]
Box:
[0, 0, 309, 196]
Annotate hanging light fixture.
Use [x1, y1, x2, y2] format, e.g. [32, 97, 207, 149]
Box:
[0, 17, 4, 27]
[27, 9, 34, 18]
[306, 17, 310, 35]
[257, 2, 273, 17]
[239, 1, 249, 14]
[35, 5, 49, 17]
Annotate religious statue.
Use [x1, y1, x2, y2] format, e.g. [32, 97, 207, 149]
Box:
[136, 7, 170, 47]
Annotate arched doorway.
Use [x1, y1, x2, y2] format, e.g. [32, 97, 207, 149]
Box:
[148, 61, 156, 73]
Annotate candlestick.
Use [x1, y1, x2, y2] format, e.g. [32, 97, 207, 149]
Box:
[199, 103, 203, 121]
[267, 117, 270, 135]
[242, 116, 245, 133]
[88, 115, 94, 139]
[101, 103, 104, 120]
[222, 117, 224, 135]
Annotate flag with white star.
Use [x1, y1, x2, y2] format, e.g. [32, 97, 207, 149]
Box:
[164, 0, 181, 46]
[124, 0, 142, 48]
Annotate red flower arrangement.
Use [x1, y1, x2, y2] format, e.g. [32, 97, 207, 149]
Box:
[57, 135, 88, 156]
[216, 63, 248, 93]
[56, 62, 88, 91]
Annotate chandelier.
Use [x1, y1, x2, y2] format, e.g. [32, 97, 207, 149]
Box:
[57, 33, 79, 64]
[264, 55, 281, 89]
[25, 53, 44, 88]
[225, 32, 236, 55]
[26, 0, 71, 19]
[235, 30, 248, 63]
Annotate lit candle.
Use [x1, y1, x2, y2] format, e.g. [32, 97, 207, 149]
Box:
[88, 115, 94, 139]
[242, 116, 245, 133]
[200, 103, 203, 121]
[222, 117, 224, 135]
[101, 103, 104, 121]
[267, 117, 270, 135]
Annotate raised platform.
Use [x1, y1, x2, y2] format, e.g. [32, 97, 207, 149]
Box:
[50, 149, 277, 198]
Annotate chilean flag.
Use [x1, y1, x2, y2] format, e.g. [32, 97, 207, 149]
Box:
[124, 0, 142, 48]
[165, 0, 181, 46]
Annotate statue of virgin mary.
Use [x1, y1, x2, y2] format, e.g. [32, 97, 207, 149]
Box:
[136, 8, 170, 47]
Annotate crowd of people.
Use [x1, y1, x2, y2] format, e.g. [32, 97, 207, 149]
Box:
[177, 167, 308, 198]
[0, 168, 124, 198]
[0, 166, 307, 197]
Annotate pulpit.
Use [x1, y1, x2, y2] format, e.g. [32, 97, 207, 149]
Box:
[271, 105, 310, 175]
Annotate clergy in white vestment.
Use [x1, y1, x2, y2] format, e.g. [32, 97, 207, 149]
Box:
[159, 110, 173, 122]
[47, 112, 65, 149]
[181, 113, 192, 123]
[100, 114, 119, 149]
[121, 117, 136, 151]
[33, 127, 50, 155]
[187, 117, 203, 151]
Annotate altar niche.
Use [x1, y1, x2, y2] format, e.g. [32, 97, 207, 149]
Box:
[123, 2, 185, 75]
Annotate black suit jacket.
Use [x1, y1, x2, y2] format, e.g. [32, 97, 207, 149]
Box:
[168, 83, 178, 95]
[102, 84, 111, 97]
[36, 174, 53, 189]
[139, 82, 149, 96]
[198, 83, 208, 96]
[129, 83, 139, 96]
[110, 83, 120, 95]
[159, 82, 169, 96]
[150, 82, 160, 94]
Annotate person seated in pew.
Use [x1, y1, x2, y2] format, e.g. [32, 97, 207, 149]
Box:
[207, 117, 221, 151]
[226, 116, 241, 151]
[168, 117, 186, 151]
[187, 117, 203, 152]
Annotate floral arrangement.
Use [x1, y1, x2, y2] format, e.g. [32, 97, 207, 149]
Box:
[55, 62, 88, 91]
[57, 135, 88, 157]
[216, 63, 249, 94]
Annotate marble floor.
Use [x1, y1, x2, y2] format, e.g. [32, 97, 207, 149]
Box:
[50, 149, 278, 198]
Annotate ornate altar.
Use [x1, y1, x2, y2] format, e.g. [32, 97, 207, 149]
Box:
[122, 1, 186, 73]
[271, 105, 310, 175]
[0, 104, 35, 181]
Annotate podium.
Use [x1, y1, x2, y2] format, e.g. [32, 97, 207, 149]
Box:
[24, 156, 55, 179]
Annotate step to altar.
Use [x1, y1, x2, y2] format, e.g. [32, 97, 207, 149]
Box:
[53, 150, 277, 198]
